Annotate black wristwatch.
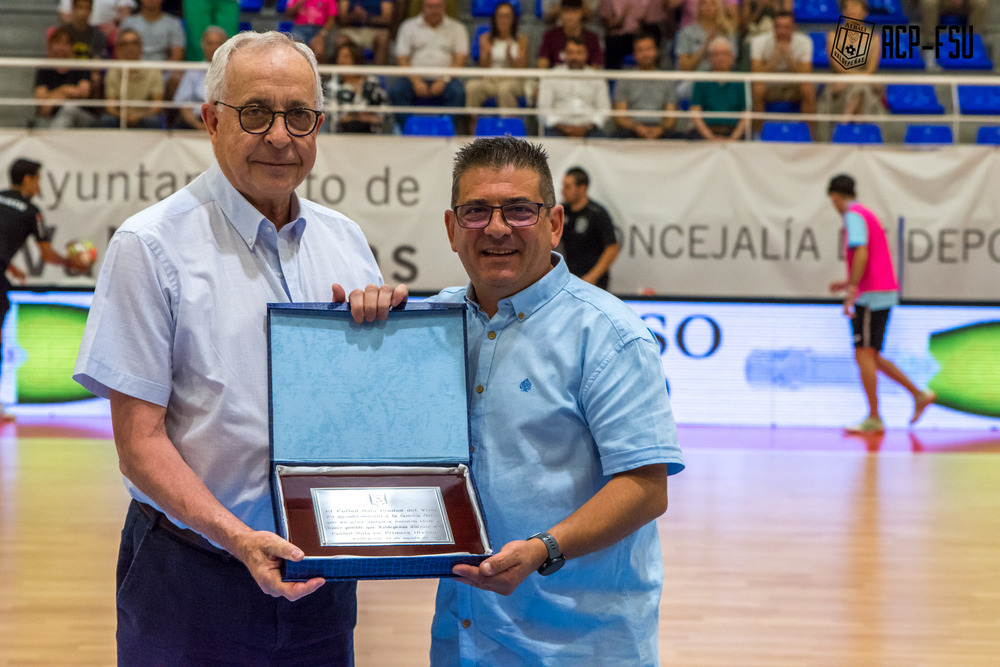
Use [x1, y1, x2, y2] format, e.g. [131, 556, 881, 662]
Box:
[529, 532, 565, 576]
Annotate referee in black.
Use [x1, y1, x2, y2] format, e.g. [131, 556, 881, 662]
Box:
[0, 158, 80, 420]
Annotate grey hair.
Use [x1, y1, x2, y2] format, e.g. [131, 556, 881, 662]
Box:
[451, 136, 556, 208]
[201, 25, 229, 44]
[707, 36, 734, 55]
[204, 31, 324, 109]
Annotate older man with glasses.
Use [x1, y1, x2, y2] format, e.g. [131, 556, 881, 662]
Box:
[75, 30, 404, 666]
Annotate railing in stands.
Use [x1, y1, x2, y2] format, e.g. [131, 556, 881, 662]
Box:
[1, 56, 998, 141]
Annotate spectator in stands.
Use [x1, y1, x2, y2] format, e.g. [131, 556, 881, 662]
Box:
[181, 0, 239, 61]
[286, 0, 338, 61]
[675, 0, 738, 73]
[560, 166, 620, 289]
[818, 0, 883, 138]
[63, 0, 109, 59]
[537, 37, 610, 137]
[120, 0, 186, 99]
[58, 0, 135, 38]
[388, 0, 468, 128]
[672, 0, 738, 30]
[327, 41, 388, 132]
[173, 26, 228, 130]
[465, 2, 529, 121]
[599, 0, 649, 69]
[918, 0, 986, 71]
[539, 0, 597, 26]
[335, 0, 393, 65]
[740, 0, 792, 41]
[33, 27, 97, 129]
[689, 36, 747, 140]
[61, 0, 109, 105]
[750, 10, 815, 134]
[537, 0, 604, 69]
[613, 32, 678, 138]
[99, 28, 165, 128]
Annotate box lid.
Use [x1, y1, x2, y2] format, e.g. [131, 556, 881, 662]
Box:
[268, 302, 470, 465]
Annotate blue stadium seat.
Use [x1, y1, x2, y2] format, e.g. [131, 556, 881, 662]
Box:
[471, 0, 520, 18]
[904, 124, 953, 144]
[240, 0, 264, 11]
[403, 115, 456, 136]
[885, 85, 944, 114]
[976, 126, 1000, 145]
[760, 122, 811, 143]
[866, 0, 907, 24]
[276, 0, 288, 12]
[937, 34, 993, 70]
[831, 123, 883, 144]
[475, 117, 527, 136]
[277, 21, 293, 33]
[810, 32, 829, 69]
[880, 39, 926, 70]
[238, 21, 253, 33]
[794, 0, 839, 23]
[470, 24, 490, 63]
[958, 86, 1000, 115]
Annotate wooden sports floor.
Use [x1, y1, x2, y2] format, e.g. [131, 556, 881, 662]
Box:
[3, 418, 1000, 666]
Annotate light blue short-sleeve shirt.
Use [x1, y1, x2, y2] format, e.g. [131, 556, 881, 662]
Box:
[427, 255, 684, 666]
[74, 163, 382, 535]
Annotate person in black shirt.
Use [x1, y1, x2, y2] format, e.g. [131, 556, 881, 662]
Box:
[559, 166, 619, 290]
[0, 159, 81, 420]
[33, 26, 97, 129]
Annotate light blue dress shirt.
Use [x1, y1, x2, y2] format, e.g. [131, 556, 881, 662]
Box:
[74, 163, 382, 535]
[428, 255, 684, 666]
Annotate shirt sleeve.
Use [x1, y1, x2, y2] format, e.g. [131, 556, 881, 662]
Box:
[675, 26, 695, 56]
[794, 33, 813, 63]
[169, 18, 186, 50]
[395, 20, 413, 58]
[450, 20, 469, 56]
[690, 81, 705, 108]
[844, 211, 868, 247]
[74, 229, 176, 406]
[595, 207, 616, 247]
[33, 207, 52, 243]
[583, 335, 684, 477]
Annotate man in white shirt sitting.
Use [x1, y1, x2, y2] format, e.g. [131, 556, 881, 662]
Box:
[749, 10, 815, 134]
[388, 0, 468, 128]
[537, 37, 610, 137]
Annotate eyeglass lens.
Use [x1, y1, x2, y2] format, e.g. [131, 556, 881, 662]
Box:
[457, 203, 540, 228]
[239, 106, 318, 135]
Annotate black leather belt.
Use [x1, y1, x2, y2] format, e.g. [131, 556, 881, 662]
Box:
[134, 500, 231, 559]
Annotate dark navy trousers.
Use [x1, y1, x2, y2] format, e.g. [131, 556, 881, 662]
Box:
[117, 500, 357, 666]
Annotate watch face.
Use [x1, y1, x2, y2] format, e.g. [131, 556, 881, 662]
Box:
[539, 555, 565, 576]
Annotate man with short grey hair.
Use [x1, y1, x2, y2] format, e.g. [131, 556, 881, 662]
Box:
[75, 31, 404, 665]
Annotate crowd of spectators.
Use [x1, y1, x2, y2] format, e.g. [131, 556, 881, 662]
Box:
[21, 0, 997, 137]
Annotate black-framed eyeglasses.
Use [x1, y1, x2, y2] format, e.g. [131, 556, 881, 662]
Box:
[453, 202, 546, 229]
[215, 101, 322, 137]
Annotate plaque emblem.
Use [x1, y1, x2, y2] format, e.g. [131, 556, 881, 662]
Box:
[830, 15, 874, 70]
[520, 378, 532, 392]
[369, 492, 388, 507]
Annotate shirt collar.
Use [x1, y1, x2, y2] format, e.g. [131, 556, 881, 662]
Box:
[205, 162, 305, 250]
[465, 253, 570, 322]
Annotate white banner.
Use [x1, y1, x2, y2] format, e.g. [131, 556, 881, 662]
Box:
[2, 131, 998, 300]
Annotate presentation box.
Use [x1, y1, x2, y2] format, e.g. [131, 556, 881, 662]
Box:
[267, 302, 492, 581]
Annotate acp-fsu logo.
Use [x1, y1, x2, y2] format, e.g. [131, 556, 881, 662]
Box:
[831, 15, 874, 69]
